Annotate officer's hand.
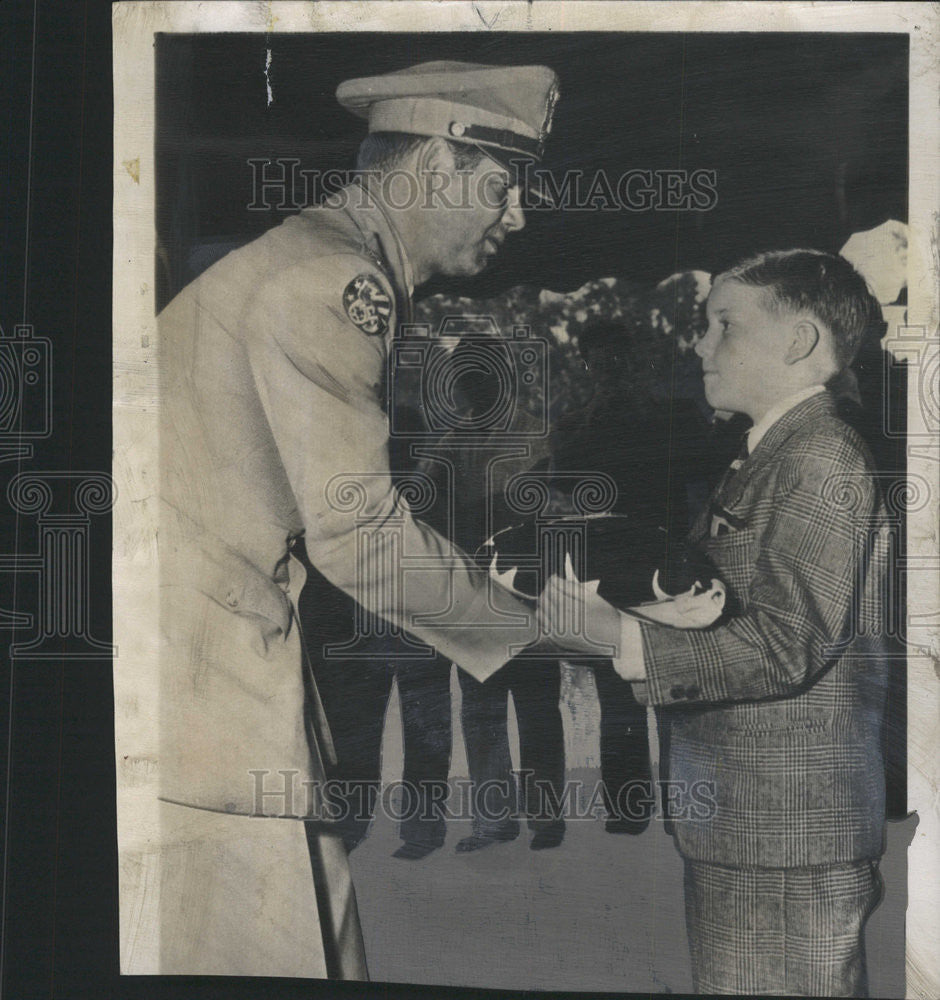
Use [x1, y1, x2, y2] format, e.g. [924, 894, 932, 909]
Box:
[536, 570, 622, 658]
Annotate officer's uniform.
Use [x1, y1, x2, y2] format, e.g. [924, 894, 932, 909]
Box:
[147, 61, 560, 978]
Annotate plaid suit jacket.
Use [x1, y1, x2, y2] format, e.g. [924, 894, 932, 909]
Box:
[636, 392, 891, 867]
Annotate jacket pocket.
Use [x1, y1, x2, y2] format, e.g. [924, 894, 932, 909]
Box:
[724, 718, 829, 736]
[703, 525, 756, 612]
[170, 545, 293, 655]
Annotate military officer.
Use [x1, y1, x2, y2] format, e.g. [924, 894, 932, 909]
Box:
[152, 61, 560, 979]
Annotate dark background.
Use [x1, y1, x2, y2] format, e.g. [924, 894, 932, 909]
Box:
[0, 5, 908, 998]
[156, 31, 907, 307]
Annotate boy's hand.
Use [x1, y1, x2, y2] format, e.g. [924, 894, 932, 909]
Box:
[536, 567, 726, 663]
[631, 577, 726, 628]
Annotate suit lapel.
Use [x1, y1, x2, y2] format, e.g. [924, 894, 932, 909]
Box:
[713, 392, 837, 513]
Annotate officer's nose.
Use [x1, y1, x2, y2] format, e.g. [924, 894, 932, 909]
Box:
[502, 186, 526, 234]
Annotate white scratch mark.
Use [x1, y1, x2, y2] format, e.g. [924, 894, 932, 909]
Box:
[265, 48, 274, 107]
[473, 3, 501, 29]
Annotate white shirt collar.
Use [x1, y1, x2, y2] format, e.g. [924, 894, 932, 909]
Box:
[747, 385, 826, 454]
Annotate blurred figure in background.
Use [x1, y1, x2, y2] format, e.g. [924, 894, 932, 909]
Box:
[550, 318, 711, 833]
[418, 338, 568, 852]
[299, 403, 453, 861]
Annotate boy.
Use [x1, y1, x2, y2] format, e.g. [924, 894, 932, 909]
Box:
[543, 249, 891, 996]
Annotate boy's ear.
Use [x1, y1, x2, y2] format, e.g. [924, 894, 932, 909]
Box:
[783, 319, 821, 366]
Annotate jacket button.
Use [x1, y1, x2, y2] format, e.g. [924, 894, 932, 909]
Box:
[670, 685, 685, 700]
[225, 590, 239, 607]
[686, 685, 700, 699]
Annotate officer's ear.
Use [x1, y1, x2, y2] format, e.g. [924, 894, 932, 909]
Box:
[418, 137, 457, 177]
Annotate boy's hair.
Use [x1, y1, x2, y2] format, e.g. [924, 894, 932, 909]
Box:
[716, 248, 885, 368]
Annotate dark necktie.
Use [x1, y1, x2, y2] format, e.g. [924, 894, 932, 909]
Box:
[729, 432, 750, 472]
[713, 432, 750, 500]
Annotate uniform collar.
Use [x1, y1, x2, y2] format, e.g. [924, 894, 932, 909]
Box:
[341, 179, 415, 322]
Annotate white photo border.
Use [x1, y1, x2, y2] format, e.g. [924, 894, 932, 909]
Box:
[112, 2, 939, 992]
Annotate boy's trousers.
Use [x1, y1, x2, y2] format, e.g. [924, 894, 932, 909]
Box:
[683, 856, 883, 996]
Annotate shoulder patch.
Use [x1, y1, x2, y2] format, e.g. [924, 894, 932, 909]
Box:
[342, 274, 392, 336]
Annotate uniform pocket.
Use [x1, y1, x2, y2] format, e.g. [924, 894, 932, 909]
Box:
[169, 551, 293, 657]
